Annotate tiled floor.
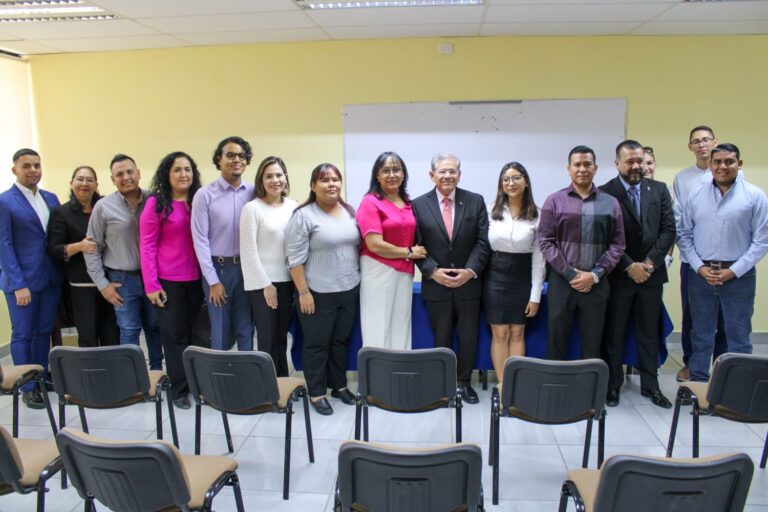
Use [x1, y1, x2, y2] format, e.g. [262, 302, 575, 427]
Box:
[1, 343, 766, 511]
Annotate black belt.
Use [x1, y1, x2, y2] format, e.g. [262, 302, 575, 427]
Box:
[702, 260, 735, 270]
[212, 255, 241, 265]
[105, 268, 141, 277]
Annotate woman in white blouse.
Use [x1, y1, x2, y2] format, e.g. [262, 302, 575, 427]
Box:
[484, 162, 545, 383]
[240, 156, 297, 376]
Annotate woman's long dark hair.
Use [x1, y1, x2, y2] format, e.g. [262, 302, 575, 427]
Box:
[490, 162, 538, 221]
[68, 166, 102, 209]
[150, 151, 202, 219]
[296, 163, 354, 217]
[366, 151, 410, 204]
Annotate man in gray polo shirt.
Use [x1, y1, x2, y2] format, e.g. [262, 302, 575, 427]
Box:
[85, 154, 163, 369]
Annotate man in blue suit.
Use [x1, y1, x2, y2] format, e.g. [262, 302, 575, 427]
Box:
[0, 148, 62, 408]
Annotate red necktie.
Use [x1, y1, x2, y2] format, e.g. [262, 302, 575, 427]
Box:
[442, 197, 453, 240]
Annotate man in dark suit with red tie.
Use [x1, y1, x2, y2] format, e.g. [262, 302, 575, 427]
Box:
[0, 149, 62, 408]
[599, 140, 676, 408]
[413, 153, 490, 403]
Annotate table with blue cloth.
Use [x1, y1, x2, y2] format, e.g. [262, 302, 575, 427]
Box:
[290, 282, 673, 371]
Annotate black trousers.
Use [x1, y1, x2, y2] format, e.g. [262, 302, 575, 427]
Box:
[424, 295, 480, 383]
[297, 287, 358, 398]
[248, 282, 293, 377]
[603, 283, 663, 391]
[69, 285, 119, 347]
[547, 271, 610, 360]
[158, 279, 204, 400]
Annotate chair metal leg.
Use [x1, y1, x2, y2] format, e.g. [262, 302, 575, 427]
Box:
[666, 389, 684, 457]
[78, 405, 89, 433]
[363, 405, 369, 442]
[38, 378, 57, 436]
[222, 412, 233, 454]
[691, 396, 700, 458]
[164, 383, 179, 448]
[36, 485, 46, 512]
[455, 396, 462, 443]
[302, 393, 315, 463]
[558, 482, 570, 512]
[155, 396, 163, 441]
[582, 419, 593, 468]
[597, 410, 605, 469]
[354, 402, 361, 440]
[283, 402, 293, 500]
[760, 433, 767, 469]
[194, 404, 202, 455]
[59, 400, 68, 489]
[12, 388, 19, 437]
[489, 388, 498, 466]
[230, 473, 245, 512]
[491, 404, 500, 505]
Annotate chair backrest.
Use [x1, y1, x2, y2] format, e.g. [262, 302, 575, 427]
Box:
[500, 357, 608, 423]
[337, 441, 483, 512]
[593, 453, 754, 512]
[56, 428, 191, 511]
[707, 353, 768, 421]
[183, 346, 280, 413]
[0, 426, 23, 487]
[49, 346, 150, 406]
[357, 347, 457, 412]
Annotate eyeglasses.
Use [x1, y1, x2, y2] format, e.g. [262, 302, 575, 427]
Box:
[502, 175, 525, 184]
[689, 137, 714, 146]
[225, 152, 248, 161]
[73, 177, 96, 184]
[379, 166, 403, 176]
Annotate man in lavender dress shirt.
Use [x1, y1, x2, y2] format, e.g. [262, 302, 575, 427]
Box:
[191, 136, 255, 350]
[537, 145, 625, 361]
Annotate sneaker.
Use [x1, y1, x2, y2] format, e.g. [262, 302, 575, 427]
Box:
[676, 366, 690, 382]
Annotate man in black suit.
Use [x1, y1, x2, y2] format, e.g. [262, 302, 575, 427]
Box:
[413, 153, 490, 404]
[599, 140, 676, 408]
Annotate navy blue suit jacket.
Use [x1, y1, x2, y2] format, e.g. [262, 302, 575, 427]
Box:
[0, 184, 63, 293]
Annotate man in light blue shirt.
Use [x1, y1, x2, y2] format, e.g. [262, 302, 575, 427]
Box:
[678, 143, 768, 382]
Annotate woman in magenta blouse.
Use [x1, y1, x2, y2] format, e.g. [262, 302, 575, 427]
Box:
[356, 151, 427, 349]
[140, 151, 203, 410]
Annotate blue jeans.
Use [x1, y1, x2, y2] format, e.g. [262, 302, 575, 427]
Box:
[688, 267, 755, 382]
[106, 270, 163, 370]
[4, 286, 61, 391]
[680, 262, 727, 365]
[202, 261, 253, 351]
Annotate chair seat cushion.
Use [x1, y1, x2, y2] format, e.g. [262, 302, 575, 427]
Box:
[276, 377, 305, 409]
[683, 381, 710, 410]
[180, 453, 238, 509]
[0, 365, 44, 391]
[566, 468, 600, 512]
[148, 370, 167, 398]
[14, 438, 59, 487]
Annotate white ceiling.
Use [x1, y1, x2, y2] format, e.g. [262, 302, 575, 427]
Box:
[0, 0, 767, 56]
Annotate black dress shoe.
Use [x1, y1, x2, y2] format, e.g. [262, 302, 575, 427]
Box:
[606, 389, 620, 407]
[461, 384, 479, 404]
[331, 388, 355, 405]
[22, 391, 46, 410]
[641, 388, 672, 409]
[311, 397, 333, 416]
[173, 396, 191, 410]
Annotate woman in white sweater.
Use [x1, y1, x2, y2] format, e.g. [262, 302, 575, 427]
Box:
[240, 156, 297, 376]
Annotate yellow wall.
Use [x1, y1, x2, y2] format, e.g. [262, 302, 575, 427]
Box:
[3, 34, 767, 346]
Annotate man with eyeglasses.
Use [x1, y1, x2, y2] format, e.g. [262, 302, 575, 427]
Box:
[678, 143, 768, 382]
[538, 145, 625, 362]
[412, 153, 489, 404]
[191, 136, 254, 351]
[672, 125, 727, 382]
[0, 148, 62, 408]
[85, 154, 163, 370]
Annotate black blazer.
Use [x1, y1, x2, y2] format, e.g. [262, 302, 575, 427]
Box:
[598, 177, 675, 287]
[47, 200, 95, 284]
[412, 187, 490, 301]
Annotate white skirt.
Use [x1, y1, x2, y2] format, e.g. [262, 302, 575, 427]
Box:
[359, 255, 413, 350]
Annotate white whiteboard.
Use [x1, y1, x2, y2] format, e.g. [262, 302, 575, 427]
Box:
[343, 98, 627, 209]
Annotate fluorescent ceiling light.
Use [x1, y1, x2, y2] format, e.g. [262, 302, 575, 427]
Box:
[296, 0, 483, 9]
[0, 0, 115, 22]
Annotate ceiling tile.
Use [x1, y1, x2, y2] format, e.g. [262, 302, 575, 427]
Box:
[0, 40, 63, 54]
[326, 23, 480, 39]
[654, 1, 768, 22]
[176, 28, 329, 45]
[0, 19, 159, 40]
[488, 0, 670, 4]
[306, 6, 484, 26]
[633, 20, 768, 35]
[481, 21, 643, 36]
[485, 3, 672, 23]
[36, 34, 188, 53]
[135, 11, 314, 33]
[0, 32, 18, 41]
[90, 0, 296, 18]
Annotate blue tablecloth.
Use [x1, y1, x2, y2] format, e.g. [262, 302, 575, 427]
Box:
[290, 282, 673, 371]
